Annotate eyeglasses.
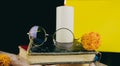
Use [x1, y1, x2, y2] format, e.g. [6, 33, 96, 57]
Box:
[27, 25, 75, 51]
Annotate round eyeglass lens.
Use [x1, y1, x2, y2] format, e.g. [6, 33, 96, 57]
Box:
[28, 26, 47, 46]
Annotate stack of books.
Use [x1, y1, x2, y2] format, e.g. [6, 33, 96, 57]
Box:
[19, 45, 96, 65]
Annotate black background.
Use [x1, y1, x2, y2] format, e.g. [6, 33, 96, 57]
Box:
[0, 0, 64, 54]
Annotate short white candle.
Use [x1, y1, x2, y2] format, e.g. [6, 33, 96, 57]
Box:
[56, 6, 74, 42]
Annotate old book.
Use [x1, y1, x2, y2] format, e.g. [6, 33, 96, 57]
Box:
[19, 45, 97, 65]
[27, 51, 96, 65]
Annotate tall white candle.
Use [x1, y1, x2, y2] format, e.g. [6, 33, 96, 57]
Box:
[56, 6, 74, 42]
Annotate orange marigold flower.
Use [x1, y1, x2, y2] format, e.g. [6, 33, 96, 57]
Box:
[81, 32, 101, 50]
[0, 54, 11, 66]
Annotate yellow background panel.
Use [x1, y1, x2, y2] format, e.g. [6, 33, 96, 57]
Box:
[66, 0, 120, 52]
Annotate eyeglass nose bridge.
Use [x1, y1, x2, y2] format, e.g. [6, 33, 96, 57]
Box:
[45, 34, 49, 37]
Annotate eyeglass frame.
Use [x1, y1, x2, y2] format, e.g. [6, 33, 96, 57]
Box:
[27, 26, 75, 50]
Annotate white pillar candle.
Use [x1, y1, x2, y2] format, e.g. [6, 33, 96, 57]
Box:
[56, 6, 74, 42]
